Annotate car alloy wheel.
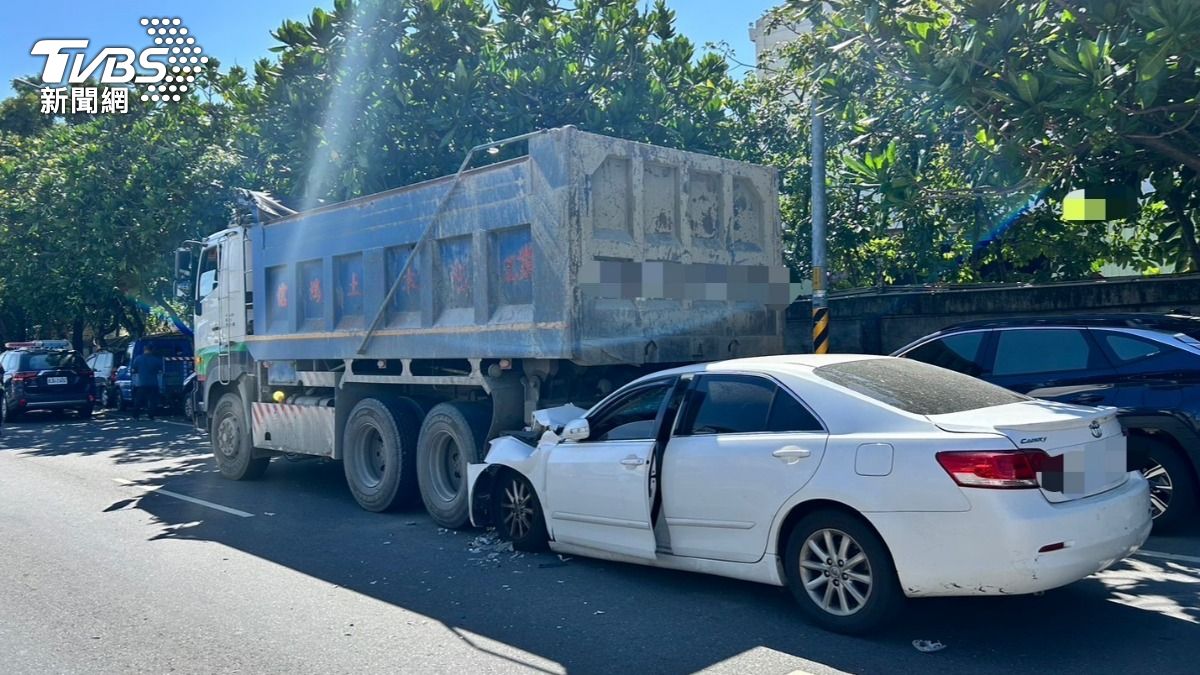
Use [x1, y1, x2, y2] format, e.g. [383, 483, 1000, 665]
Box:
[1142, 461, 1173, 520]
[798, 528, 873, 617]
[491, 472, 548, 552]
[500, 477, 535, 540]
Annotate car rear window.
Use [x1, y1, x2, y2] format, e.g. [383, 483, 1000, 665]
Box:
[21, 351, 87, 371]
[813, 358, 1027, 416]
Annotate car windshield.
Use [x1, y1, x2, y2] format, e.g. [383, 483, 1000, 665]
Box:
[23, 351, 86, 371]
[814, 358, 1027, 416]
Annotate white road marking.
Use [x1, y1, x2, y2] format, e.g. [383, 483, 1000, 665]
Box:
[1133, 549, 1200, 566]
[113, 478, 254, 518]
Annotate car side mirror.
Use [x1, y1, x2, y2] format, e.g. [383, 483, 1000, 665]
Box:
[562, 418, 590, 442]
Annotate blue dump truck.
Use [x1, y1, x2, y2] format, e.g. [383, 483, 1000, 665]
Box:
[177, 127, 788, 528]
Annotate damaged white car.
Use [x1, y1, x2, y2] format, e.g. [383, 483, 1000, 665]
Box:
[467, 355, 1152, 633]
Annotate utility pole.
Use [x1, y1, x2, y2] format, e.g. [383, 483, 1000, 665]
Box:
[811, 98, 829, 354]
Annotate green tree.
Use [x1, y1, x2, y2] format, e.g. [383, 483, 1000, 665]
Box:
[0, 83, 241, 346]
[221, 0, 737, 204]
[776, 0, 1200, 281]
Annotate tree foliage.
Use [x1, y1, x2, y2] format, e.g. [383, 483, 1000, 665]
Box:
[222, 0, 735, 204]
[2, 0, 1197, 342]
[764, 0, 1200, 286]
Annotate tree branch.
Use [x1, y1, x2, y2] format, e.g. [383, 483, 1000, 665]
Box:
[1128, 135, 1200, 174]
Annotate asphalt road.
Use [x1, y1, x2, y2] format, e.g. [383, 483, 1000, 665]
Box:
[2, 410, 1198, 675]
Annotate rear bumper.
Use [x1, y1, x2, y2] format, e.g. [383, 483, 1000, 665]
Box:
[17, 396, 92, 410]
[869, 472, 1151, 597]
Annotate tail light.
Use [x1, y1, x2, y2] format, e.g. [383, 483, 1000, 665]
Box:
[936, 450, 1048, 489]
[12, 371, 38, 383]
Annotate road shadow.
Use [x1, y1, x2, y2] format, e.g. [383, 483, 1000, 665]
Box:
[12, 419, 1195, 674]
[2, 410, 207, 468]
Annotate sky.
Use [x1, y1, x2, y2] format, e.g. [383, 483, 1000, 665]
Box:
[0, 0, 780, 98]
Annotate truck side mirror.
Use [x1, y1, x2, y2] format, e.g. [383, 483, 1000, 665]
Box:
[174, 248, 193, 281]
[175, 279, 193, 299]
[562, 418, 590, 442]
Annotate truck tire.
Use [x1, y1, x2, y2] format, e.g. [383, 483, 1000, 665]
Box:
[343, 398, 419, 512]
[211, 393, 269, 480]
[417, 401, 490, 529]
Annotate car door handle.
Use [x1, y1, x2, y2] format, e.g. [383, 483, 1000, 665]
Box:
[773, 446, 812, 464]
[620, 456, 647, 467]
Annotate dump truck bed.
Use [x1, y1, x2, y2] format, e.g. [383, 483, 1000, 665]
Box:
[246, 127, 787, 366]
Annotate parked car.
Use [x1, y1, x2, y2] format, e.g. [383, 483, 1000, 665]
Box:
[893, 313, 1200, 531]
[467, 355, 1151, 634]
[113, 334, 194, 413]
[1, 344, 96, 419]
[85, 349, 122, 409]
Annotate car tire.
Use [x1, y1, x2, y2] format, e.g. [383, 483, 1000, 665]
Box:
[492, 471, 549, 552]
[1134, 435, 1197, 533]
[784, 510, 904, 635]
[211, 393, 269, 480]
[417, 402, 490, 529]
[183, 389, 196, 422]
[342, 398, 419, 513]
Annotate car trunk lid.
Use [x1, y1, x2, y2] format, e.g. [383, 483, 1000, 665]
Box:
[929, 401, 1128, 502]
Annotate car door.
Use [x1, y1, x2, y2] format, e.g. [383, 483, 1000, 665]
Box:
[987, 328, 1119, 405]
[1092, 328, 1200, 411]
[543, 378, 675, 559]
[661, 373, 828, 563]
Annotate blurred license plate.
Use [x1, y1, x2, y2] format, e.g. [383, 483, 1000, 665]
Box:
[47, 376, 68, 385]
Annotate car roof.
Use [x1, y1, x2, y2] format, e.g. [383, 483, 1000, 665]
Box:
[630, 353, 884, 383]
[941, 312, 1200, 334]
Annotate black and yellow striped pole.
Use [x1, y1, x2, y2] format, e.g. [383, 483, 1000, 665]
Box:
[811, 98, 830, 354]
[812, 295, 829, 354]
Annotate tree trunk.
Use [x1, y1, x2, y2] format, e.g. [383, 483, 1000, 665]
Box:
[1165, 192, 1200, 272]
[71, 318, 84, 352]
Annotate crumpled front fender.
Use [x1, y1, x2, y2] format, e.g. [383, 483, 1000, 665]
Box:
[468, 435, 541, 528]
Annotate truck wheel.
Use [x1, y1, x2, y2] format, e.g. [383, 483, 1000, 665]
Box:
[417, 402, 490, 529]
[211, 393, 269, 480]
[1134, 435, 1197, 533]
[343, 398, 419, 512]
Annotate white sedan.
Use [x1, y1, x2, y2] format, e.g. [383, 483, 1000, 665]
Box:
[466, 355, 1151, 633]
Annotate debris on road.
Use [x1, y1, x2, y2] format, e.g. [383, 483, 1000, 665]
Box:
[466, 530, 521, 567]
[912, 640, 946, 653]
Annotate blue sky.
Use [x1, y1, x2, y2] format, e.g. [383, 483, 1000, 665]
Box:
[0, 0, 779, 97]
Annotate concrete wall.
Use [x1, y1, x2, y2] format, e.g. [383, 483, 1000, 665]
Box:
[785, 274, 1200, 355]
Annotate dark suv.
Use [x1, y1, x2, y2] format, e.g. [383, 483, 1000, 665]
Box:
[893, 313, 1200, 531]
[1, 346, 96, 419]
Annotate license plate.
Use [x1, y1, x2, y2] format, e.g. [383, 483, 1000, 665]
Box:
[47, 376, 68, 385]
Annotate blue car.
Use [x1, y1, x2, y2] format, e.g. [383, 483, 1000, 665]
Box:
[114, 334, 194, 413]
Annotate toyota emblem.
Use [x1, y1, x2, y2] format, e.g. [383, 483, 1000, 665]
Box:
[1089, 420, 1102, 438]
